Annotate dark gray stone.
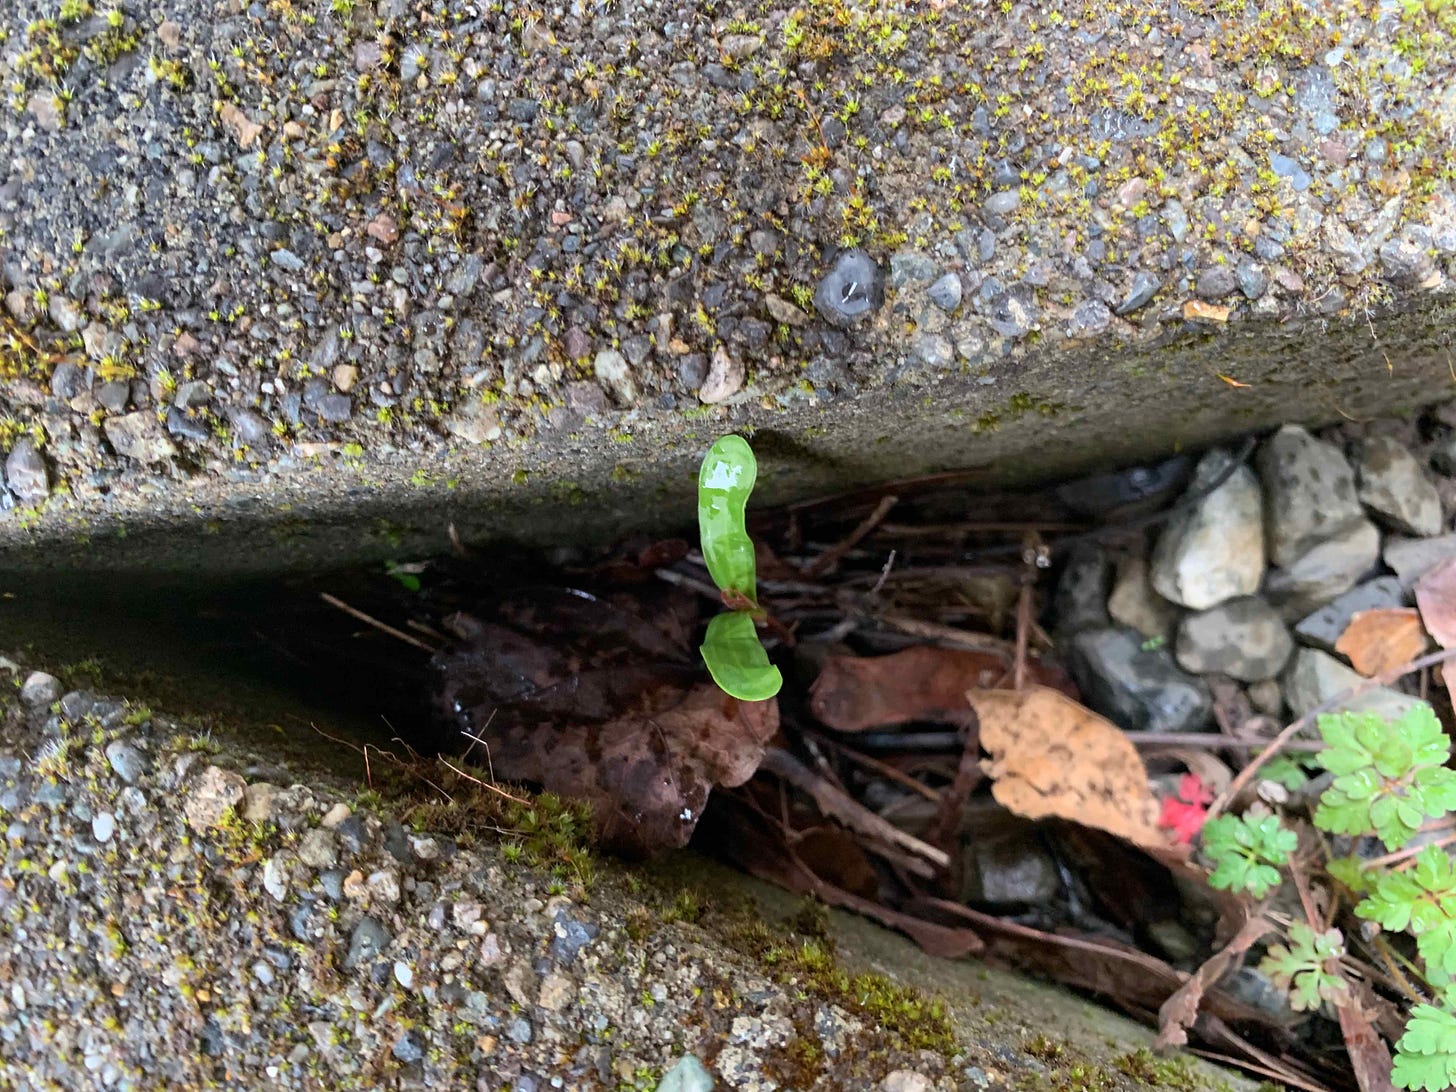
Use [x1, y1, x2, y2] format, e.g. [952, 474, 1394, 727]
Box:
[1052, 545, 1111, 636]
[1175, 597, 1293, 681]
[1056, 454, 1191, 520]
[1068, 626, 1212, 734]
[927, 273, 962, 311]
[104, 740, 148, 784]
[1263, 517, 1381, 620]
[1114, 271, 1160, 315]
[1236, 259, 1269, 299]
[1293, 577, 1407, 651]
[1195, 266, 1237, 299]
[888, 250, 937, 289]
[345, 916, 391, 969]
[1255, 425, 1364, 567]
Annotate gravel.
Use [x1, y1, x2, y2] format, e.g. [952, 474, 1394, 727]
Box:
[0, 653, 1014, 1090]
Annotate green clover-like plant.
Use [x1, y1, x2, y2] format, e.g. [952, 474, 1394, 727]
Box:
[1357, 844, 1456, 978]
[1313, 704, 1456, 850]
[1393, 1003, 1456, 1091]
[1258, 921, 1350, 1012]
[1200, 812, 1297, 898]
[697, 435, 782, 702]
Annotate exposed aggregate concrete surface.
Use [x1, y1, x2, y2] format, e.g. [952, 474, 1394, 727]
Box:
[0, 656, 1259, 1090]
[3, 0, 1456, 571]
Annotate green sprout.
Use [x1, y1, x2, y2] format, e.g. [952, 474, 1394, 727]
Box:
[1258, 921, 1350, 1012]
[1357, 844, 1456, 978]
[1200, 812, 1296, 898]
[1313, 705, 1456, 850]
[696, 435, 782, 702]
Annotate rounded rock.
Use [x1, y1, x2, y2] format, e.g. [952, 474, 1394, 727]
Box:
[1175, 597, 1294, 681]
[813, 249, 884, 327]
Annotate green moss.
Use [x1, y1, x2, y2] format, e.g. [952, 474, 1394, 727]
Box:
[725, 919, 958, 1056]
[1112, 1048, 1204, 1091]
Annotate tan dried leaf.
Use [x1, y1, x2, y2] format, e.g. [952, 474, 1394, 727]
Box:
[1334, 607, 1428, 677]
[1182, 299, 1230, 323]
[970, 685, 1166, 848]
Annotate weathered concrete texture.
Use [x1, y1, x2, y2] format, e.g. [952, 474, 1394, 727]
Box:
[2, 0, 1455, 573]
[0, 652, 1259, 1090]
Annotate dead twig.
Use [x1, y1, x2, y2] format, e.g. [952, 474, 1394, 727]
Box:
[319, 592, 439, 653]
[1126, 732, 1326, 752]
[1206, 645, 1456, 824]
[758, 748, 951, 873]
[810, 732, 942, 803]
[870, 549, 897, 595]
[878, 615, 1016, 658]
[803, 495, 898, 577]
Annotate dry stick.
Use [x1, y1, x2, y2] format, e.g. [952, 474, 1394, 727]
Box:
[758, 748, 951, 871]
[1127, 732, 1326, 752]
[1205, 645, 1456, 825]
[1359, 820, 1456, 871]
[319, 592, 439, 653]
[880, 520, 1086, 537]
[437, 756, 529, 805]
[803, 494, 899, 577]
[653, 567, 723, 603]
[869, 549, 897, 595]
[809, 732, 942, 803]
[1012, 567, 1034, 692]
[879, 614, 1017, 658]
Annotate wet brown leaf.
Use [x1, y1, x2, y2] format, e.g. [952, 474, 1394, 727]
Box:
[1157, 914, 1273, 1049]
[810, 647, 1072, 732]
[433, 594, 776, 854]
[445, 673, 776, 853]
[1335, 607, 1429, 677]
[970, 686, 1167, 849]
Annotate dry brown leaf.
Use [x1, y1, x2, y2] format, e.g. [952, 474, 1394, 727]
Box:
[1183, 299, 1230, 323]
[1157, 914, 1273, 1049]
[1416, 557, 1456, 718]
[1416, 557, 1456, 648]
[1335, 607, 1429, 677]
[970, 685, 1167, 849]
[810, 647, 1073, 732]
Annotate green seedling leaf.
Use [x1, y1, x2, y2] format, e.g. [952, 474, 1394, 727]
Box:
[1313, 704, 1456, 849]
[701, 611, 783, 702]
[698, 434, 759, 604]
[1258, 921, 1350, 1012]
[385, 560, 422, 592]
[1394, 1003, 1456, 1091]
[1200, 812, 1296, 899]
[1357, 844, 1456, 977]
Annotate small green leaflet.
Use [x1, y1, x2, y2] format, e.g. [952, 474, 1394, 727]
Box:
[1258, 921, 1349, 1012]
[1313, 704, 1456, 850]
[697, 434, 759, 604]
[700, 612, 783, 703]
[1394, 1003, 1456, 1091]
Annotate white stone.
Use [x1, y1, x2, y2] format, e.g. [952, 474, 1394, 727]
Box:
[1150, 449, 1265, 609]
